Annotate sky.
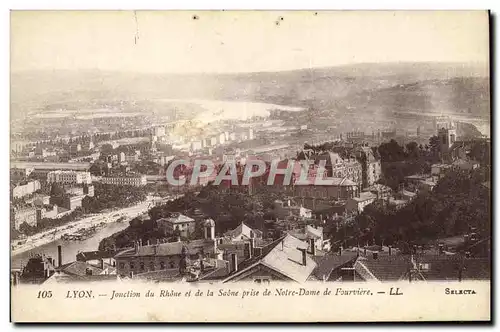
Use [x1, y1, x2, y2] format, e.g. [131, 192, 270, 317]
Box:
[10, 10, 489, 73]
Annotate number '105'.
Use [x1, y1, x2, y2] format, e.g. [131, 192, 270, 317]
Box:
[37, 290, 52, 298]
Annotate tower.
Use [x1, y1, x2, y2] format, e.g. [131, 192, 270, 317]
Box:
[203, 219, 215, 240]
[437, 127, 456, 162]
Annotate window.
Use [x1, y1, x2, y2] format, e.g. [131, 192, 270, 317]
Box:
[160, 261, 165, 270]
[419, 263, 430, 271]
[119, 263, 125, 270]
[149, 262, 155, 271]
[169, 262, 175, 268]
[129, 262, 135, 270]
[140, 262, 145, 271]
[254, 277, 271, 285]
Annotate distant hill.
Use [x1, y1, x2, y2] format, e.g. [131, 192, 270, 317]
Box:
[11, 62, 490, 123]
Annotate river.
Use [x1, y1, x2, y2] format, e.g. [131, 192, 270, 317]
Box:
[11, 221, 129, 269]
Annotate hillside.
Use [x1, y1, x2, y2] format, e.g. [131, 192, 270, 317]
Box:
[11, 62, 490, 126]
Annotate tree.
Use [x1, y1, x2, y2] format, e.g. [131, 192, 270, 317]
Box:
[378, 139, 407, 162]
[49, 183, 69, 207]
[405, 141, 420, 159]
[429, 136, 440, 160]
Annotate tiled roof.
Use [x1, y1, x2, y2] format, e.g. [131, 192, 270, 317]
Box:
[76, 250, 116, 262]
[59, 261, 104, 277]
[224, 234, 317, 283]
[312, 252, 359, 280]
[355, 256, 411, 281]
[43, 272, 117, 284]
[115, 239, 216, 258]
[224, 222, 263, 239]
[199, 263, 230, 280]
[288, 225, 323, 240]
[158, 213, 194, 224]
[414, 255, 491, 281]
[355, 254, 491, 282]
[352, 191, 377, 202]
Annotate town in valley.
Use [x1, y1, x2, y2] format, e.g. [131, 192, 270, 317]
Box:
[10, 11, 491, 288]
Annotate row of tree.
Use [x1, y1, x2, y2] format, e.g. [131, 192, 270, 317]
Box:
[345, 168, 490, 248]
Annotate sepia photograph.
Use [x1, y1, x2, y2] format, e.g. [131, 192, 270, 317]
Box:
[9, 10, 491, 322]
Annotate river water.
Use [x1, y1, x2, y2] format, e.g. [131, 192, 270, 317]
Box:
[11, 221, 129, 269]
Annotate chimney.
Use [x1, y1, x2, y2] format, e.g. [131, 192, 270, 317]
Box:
[57, 245, 62, 267]
[139, 239, 142, 247]
[299, 248, 307, 266]
[250, 238, 255, 256]
[364, 247, 367, 256]
[200, 259, 205, 272]
[373, 252, 379, 260]
[309, 238, 316, 256]
[338, 246, 342, 256]
[230, 253, 238, 273]
[100, 258, 104, 269]
[147, 240, 150, 246]
[438, 244, 444, 255]
[388, 246, 392, 256]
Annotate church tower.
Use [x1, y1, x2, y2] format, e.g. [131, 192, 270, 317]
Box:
[437, 126, 456, 162]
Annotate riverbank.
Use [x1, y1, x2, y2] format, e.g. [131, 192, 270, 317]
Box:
[11, 195, 179, 256]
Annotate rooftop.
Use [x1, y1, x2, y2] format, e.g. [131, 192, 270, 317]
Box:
[159, 213, 195, 224]
[115, 239, 216, 258]
[223, 234, 317, 283]
[352, 191, 377, 202]
[311, 251, 359, 281]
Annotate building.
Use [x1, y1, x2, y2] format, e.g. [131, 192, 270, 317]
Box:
[191, 141, 203, 151]
[452, 159, 480, 171]
[316, 152, 363, 188]
[222, 234, 317, 283]
[81, 140, 95, 151]
[223, 222, 263, 242]
[100, 174, 147, 186]
[308, 250, 360, 282]
[218, 133, 226, 145]
[156, 213, 196, 238]
[273, 200, 312, 219]
[114, 237, 218, 278]
[11, 206, 39, 230]
[29, 193, 51, 207]
[345, 191, 377, 214]
[431, 164, 453, 180]
[57, 194, 84, 211]
[354, 254, 490, 282]
[10, 167, 34, 181]
[294, 177, 359, 202]
[125, 154, 140, 163]
[47, 171, 92, 185]
[154, 126, 166, 137]
[355, 146, 382, 189]
[288, 225, 324, 252]
[12, 180, 41, 199]
[345, 131, 365, 143]
[367, 184, 392, 200]
[438, 127, 457, 162]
